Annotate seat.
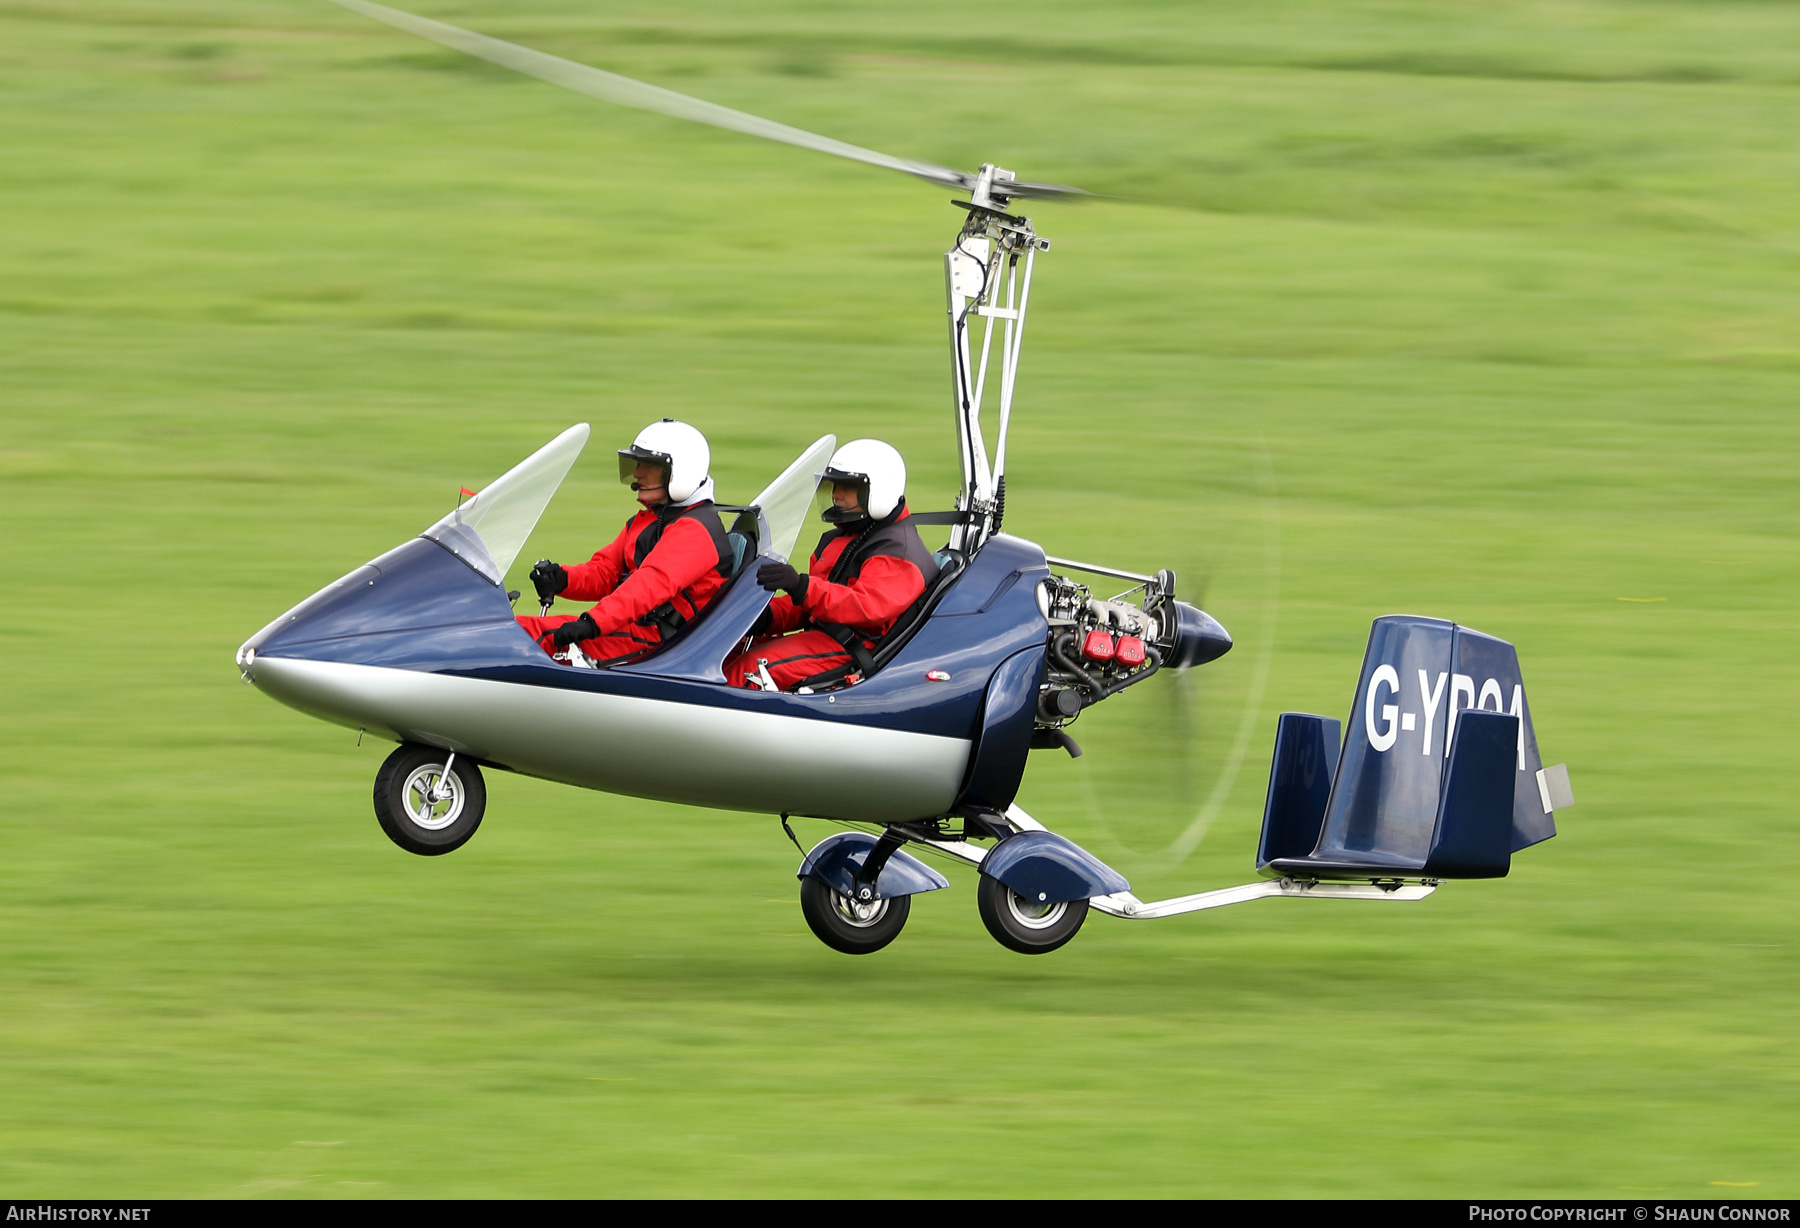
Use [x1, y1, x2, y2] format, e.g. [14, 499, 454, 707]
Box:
[725, 529, 752, 579]
[865, 548, 967, 672]
[789, 547, 968, 691]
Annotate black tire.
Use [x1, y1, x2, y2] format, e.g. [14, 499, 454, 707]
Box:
[373, 743, 486, 856]
[799, 876, 911, 954]
[977, 874, 1088, 954]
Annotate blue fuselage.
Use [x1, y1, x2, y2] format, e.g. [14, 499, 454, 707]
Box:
[241, 534, 1051, 824]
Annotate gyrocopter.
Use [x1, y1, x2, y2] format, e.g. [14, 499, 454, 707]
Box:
[237, 0, 1573, 955]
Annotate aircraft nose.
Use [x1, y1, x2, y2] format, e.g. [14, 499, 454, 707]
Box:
[235, 536, 535, 682]
[238, 561, 386, 667]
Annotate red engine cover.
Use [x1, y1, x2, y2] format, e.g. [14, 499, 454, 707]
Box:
[1081, 629, 1116, 662]
[1115, 634, 1147, 667]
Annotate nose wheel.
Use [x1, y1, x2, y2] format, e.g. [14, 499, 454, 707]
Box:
[976, 874, 1088, 954]
[374, 743, 487, 855]
[799, 877, 911, 954]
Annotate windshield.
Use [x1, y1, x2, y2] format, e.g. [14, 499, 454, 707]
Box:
[422, 423, 590, 584]
[753, 434, 835, 563]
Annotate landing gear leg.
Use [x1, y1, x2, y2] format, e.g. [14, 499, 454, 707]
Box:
[798, 827, 911, 954]
[793, 825, 945, 954]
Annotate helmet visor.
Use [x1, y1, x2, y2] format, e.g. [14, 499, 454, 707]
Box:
[618, 446, 672, 493]
[815, 466, 871, 523]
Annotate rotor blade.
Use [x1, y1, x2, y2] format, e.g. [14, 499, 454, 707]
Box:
[1003, 179, 1091, 200]
[331, 0, 1064, 197]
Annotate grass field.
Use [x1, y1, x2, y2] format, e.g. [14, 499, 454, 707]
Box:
[2, 0, 1797, 1198]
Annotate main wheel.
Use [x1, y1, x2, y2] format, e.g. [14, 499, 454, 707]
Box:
[373, 744, 486, 856]
[799, 877, 911, 954]
[976, 875, 1088, 954]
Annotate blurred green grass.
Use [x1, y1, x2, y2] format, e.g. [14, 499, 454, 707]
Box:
[1, 0, 1796, 1198]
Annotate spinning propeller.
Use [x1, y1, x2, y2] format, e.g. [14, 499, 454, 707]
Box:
[329, 0, 1088, 209]
[1064, 470, 1280, 871]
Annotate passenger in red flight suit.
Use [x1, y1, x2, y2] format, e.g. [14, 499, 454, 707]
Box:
[725, 439, 939, 691]
[516, 419, 733, 664]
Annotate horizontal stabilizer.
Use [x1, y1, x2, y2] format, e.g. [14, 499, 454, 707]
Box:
[1257, 615, 1559, 881]
[1419, 709, 1518, 879]
[1256, 713, 1340, 868]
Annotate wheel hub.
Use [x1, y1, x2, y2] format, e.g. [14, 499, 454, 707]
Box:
[402, 764, 464, 831]
[1004, 889, 1068, 930]
[834, 890, 889, 927]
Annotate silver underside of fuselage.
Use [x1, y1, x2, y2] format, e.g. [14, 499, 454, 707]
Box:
[249, 657, 969, 823]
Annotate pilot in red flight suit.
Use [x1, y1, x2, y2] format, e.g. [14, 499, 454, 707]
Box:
[517, 418, 734, 664]
[726, 439, 939, 691]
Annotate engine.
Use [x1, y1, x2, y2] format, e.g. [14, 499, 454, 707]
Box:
[1035, 567, 1232, 731]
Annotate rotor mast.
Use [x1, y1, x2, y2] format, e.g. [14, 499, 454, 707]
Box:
[944, 165, 1050, 555]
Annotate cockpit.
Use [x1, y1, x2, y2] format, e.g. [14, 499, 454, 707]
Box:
[418, 428, 964, 690]
[420, 426, 821, 590]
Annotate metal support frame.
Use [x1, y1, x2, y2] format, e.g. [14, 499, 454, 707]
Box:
[1086, 878, 1437, 919]
[1042, 555, 1160, 586]
[852, 827, 908, 898]
[945, 202, 1046, 555]
[426, 752, 458, 804]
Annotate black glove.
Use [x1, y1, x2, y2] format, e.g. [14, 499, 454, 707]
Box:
[749, 605, 774, 638]
[756, 561, 809, 604]
[547, 612, 598, 649]
[530, 559, 567, 604]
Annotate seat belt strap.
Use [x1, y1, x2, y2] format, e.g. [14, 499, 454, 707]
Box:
[815, 621, 877, 675]
[899, 510, 973, 526]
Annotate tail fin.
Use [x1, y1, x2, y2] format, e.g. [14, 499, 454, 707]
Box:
[1257, 615, 1559, 880]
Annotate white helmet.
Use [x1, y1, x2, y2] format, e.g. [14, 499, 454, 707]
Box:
[822, 438, 906, 521]
[618, 418, 710, 504]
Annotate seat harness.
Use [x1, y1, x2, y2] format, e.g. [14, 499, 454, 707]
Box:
[799, 503, 941, 687]
[624, 500, 734, 641]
